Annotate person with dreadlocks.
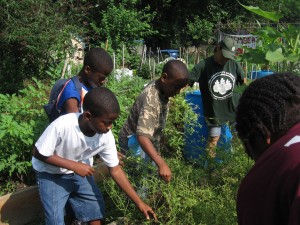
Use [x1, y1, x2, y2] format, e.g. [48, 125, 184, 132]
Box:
[235, 72, 300, 225]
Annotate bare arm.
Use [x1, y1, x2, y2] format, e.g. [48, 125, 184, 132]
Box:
[108, 165, 157, 221]
[137, 135, 171, 183]
[32, 146, 94, 176]
[63, 98, 80, 113]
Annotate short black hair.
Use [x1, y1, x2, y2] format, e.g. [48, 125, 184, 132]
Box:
[163, 60, 189, 81]
[83, 87, 120, 117]
[84, 48, 113, 75]
[236, 72, 300, 159]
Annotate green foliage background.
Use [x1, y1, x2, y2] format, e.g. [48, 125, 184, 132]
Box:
[0, 65, 253, 224]
[1, 0, 299, 94]
[0, 0, 298, 223]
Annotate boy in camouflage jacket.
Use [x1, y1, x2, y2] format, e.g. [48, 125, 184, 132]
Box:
[118, 60, 189, 182]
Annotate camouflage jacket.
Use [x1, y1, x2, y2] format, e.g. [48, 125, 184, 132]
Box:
[119, 80, 169, 150]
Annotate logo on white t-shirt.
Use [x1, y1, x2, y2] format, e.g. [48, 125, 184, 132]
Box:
[208, 71, 235, 100]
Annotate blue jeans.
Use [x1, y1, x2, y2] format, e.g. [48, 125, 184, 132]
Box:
[36, 171, 105, 225]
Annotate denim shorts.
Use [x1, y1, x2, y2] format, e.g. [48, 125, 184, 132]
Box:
[36, 171, 105, 224]
[207, 125, 221, 137]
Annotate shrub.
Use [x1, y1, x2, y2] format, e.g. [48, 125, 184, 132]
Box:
[0, 78, 49, 194]
[137, 64, 152, 79]
[0, 0, 84, 94]
[105, 72, 149, 142]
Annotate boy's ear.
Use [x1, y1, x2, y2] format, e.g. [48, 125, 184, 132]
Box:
[160, 72, 168, 82]
[83, 111, 92, 120]
[84, 65, 91, 74]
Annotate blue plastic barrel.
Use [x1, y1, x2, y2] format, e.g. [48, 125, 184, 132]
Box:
[250, 70, 273, 79]
[184, 90, 232, 160]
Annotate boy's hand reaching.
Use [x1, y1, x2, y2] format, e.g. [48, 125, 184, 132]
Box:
[158, 162, 172, 183]
[137, 202, 158, 221]
[73, 162, 95, 177]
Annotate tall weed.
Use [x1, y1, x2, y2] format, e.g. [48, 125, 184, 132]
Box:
[101, 138, 252, 225]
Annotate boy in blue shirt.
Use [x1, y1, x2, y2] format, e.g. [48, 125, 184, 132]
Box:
[57, 47, 113, 115]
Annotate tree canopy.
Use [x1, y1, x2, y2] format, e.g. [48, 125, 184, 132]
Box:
[0, 0, 298, 93]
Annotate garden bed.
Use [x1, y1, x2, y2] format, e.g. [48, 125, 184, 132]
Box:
[0, 162, 108, 225]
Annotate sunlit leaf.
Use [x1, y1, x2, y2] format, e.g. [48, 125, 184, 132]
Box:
[238, 2, 283, 22]
[0, 130, 6, 139]
[286, 53, 300, 62]
[266, 48, 285, 62]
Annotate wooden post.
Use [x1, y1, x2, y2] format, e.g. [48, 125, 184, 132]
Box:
[61, 57, 69, 79]
[153, 60, 156, 80]
[138, 45, 146, 75]
[148, 47, 151, 71]
[113, 52, 116, 69]
[105, 39, 109, 51]
[186, 48, 189, 65]
[122, 44, 125, 70]
[179, 47, 181, 59]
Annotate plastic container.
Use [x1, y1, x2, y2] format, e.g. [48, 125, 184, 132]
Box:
[250, 70, 273, 79]
[184, 90, 232, 160]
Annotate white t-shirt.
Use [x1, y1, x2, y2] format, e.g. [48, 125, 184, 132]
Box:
[32, 113, 119, 174]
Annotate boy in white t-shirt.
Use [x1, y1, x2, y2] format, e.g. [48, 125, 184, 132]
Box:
[32, 87, 157, 225]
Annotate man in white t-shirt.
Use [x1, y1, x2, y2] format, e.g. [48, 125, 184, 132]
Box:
[32, 87, 157, 225]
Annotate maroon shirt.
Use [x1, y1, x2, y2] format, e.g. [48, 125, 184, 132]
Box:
[237, 122, 300, 225]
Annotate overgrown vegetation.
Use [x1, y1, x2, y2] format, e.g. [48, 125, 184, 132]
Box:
[0, 0, 299, 224]
[0, 67, 253, 224]
[101, 136, 252, 225]
[0, 0, 83, 93]
[1, 0, 299, 94]
[238, 2, 300, 74]
[0, 78, 50, 194]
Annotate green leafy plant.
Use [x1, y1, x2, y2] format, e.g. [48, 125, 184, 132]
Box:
[90, 1, 156, 69]
[238, 2, 300, 72]
[0, 78, 49, 193]
[187, 17, 214, 46]
[0, 0, 83, 93]
[164, 89, 199, 158]
[138, 64, 152, 79]
[105, 73, 149, 142]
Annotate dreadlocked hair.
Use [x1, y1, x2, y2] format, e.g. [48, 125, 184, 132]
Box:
[236, 72, 300, 158]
